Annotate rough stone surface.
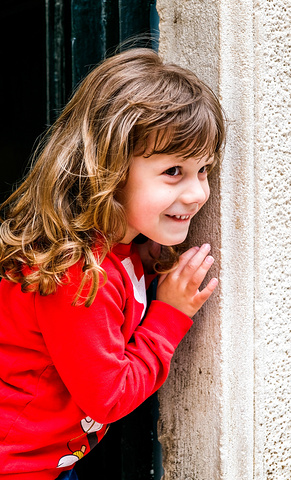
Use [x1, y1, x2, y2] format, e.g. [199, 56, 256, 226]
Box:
[157, 0, 291, 479]
[158, 0, 219, 89]
[157, 2, 222, 479]
[218, 0, 257, 477]
[258, 1, 291, 478]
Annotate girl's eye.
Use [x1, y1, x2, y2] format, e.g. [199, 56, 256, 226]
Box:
[199, 165, 209, 174]
[164, 166, 181, 176]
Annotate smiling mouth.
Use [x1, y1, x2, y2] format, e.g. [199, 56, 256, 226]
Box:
[166, 214, 191, 220]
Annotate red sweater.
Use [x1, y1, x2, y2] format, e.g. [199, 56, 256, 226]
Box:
[0, 242, 192, 479]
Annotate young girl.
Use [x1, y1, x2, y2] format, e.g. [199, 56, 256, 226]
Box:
[0, 48, 225, 479]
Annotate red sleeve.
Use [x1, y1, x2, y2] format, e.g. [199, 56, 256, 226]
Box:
[35, 261, 192, 424]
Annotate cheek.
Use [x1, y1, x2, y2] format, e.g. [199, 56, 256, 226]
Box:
[202, 183, 210, 205]
[206, 185, 210, 200]
[138, 187, 171, 210]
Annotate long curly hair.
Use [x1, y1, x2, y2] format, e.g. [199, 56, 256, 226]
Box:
[0, 48, 225, 306]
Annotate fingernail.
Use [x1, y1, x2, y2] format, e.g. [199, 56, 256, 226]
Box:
[205, 255, 214, 264]
[202, 243, 211, 252]
[210, 278, 218, 287]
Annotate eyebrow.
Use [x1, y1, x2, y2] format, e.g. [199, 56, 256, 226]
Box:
[175, 153, 214, 163]
[196, 155, 215, 164]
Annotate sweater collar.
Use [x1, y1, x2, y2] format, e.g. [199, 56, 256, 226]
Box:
[112, 242, 134, 259]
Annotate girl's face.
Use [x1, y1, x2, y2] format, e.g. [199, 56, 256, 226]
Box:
[120, 143, 213, 246]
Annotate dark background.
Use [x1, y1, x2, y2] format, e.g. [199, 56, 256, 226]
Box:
[0, 1, 162, 478]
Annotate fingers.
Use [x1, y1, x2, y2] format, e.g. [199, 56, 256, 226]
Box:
[156, 243, 218, 318]
[174, 246, 200, 275]
[185, 278, 218, 316]
[174, 244, 213, 285]
[157, 246, 200, 287]
[178, 245, 218, 312]
[185, 254, 215, 294]
[192, 277, 218, 312]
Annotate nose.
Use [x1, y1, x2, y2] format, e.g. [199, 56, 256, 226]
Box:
[179, 178, 209, 206]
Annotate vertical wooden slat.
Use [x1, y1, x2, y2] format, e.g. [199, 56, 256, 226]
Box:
[118, 0, 151, 45]
[101, 0, 120, 57]
[118, 0, 159, 51]
[45, 0, 71, 123]
[71, 0, 102, 86]
[71, 0, 119, 87]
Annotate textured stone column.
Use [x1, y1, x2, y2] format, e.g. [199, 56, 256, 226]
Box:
[156, 0, 291, 479]
[254, 2, 291, 479]
[157, 3, 223, 479]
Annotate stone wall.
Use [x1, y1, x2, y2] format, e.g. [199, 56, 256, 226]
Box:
[156, 1, 291, 479]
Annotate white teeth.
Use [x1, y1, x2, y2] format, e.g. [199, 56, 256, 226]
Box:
[172, 215, 190, 220]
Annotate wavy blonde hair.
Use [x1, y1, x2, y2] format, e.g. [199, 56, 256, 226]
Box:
[0, 48, 225, 306]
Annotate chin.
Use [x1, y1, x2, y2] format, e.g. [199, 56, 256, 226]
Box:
[159, 236, 188, 247]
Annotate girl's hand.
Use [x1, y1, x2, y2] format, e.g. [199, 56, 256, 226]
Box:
[156, 244, 218, 318]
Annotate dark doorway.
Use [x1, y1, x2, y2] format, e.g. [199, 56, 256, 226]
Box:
[0, 1, 162, 478]
[0, 0, 47, 204]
